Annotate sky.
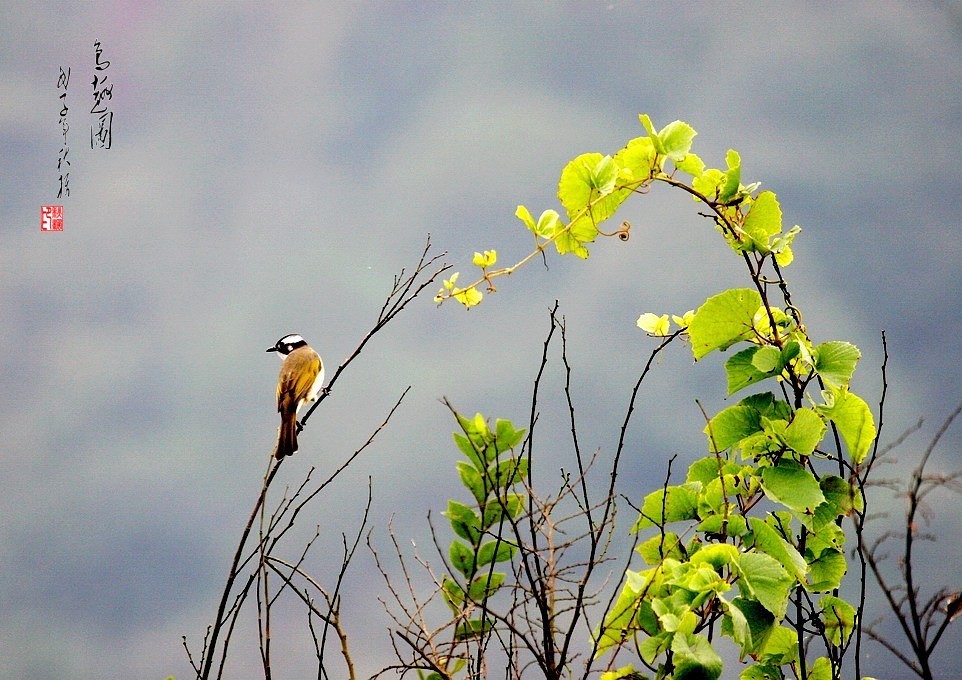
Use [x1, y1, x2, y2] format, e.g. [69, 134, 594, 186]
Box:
[3, 2, 962, 678]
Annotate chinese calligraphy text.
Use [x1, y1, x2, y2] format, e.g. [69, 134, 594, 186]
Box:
[90, 40, 113, 149]
[57, 66, 71, 197]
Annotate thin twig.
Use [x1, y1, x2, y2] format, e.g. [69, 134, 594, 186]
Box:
[195, 237, 445, 679]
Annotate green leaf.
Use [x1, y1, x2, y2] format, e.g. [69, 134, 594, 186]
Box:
[808, 657, 833, 680]
[567, 213, 604, 249]
[614, 136, 657, 181]
[535, 210, 562, 238]
[686, 455, 742, 485]
[757, 625, 798, 665]
[555, 229, 591, 258]
[449, 540, 475, 578]
[558, 152, 602, 217]
[495, 418, 526, 451]
[446, 658, 467, 675]
[781, 408, 826, 457]
[804, 475, 863, 532]
[806, 501, 842, 532]
[725, 347, 772, 395]
[637, 532, 684, 564]
[819, 595, 856, 646]
[690, 543, 740, 570]
[457, 461, 486, 504]
[751, 345, 783, 373]
[766, 510, 795, 535]
[454, 617, 494, 640]
[748, 517, 807, 582]
[735, 552, 793, 619]
[516, 205, 562, 239]
[481, 492, 525, 528]
[671, 632, 723, 680]
[675, 152, 705, 177]
[652, 599, 698, 633]
[659, 120, 697, 161]
[820, 475, 864, 516]
[772, 224, 802, 267]
[781, 340, 801, 365]
[477, 539, 516, 566]
[639, 114, 664, 154]
[453, 432, 484, 470]
[693, 168, 725, 199]
[454, 412, 496, 463]
[443, 500, 482, 543]
[632, 483, 701, 531]
[718, 149, 742, 204]
[760, 461, 825, 515]
[736, 433, 781, 460]
[815, 386, 876, 464]
[515, 204, 536, 231]
[804, 520, 846, 555]
[814, 341, 861, 388]
[467, 571, 505, 600]
[751, 306, 795, 344]
[686, 568, 731, 609]
[594, 155, 619, 194]
[740, 664, 783, 680]
[701, 473, 743, 515]
[682, 564, 731, 608]
[688, 288, 764, 360]
[637, 312, 671, 336]
[486, 456, 528, 489]
[741, 191, 782, 253]
[594, 568, 656, 655]
[698, 512, 748, 538]
[723, 596, 776, 655]
[806, 547, 846, 592]
[638, 631, 673, 665]
[441, 575, 465, 611]
[741, 392, 790, 419]
[771, 225, 801, 267]
[600, 665, 644, 680]
[458, 411, 489, 439]
[557, 153, 630, 236]
[705, 404, 761, 452]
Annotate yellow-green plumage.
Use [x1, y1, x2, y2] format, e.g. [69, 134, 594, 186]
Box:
[274, 344, 324, 459]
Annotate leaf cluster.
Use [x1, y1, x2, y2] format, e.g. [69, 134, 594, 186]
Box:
[439, 115, 884, 678]
[428, 412, 527, 676]
[437, 114, 800, 308]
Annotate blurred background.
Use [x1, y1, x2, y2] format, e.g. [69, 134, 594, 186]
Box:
[3, 2, 961, 678]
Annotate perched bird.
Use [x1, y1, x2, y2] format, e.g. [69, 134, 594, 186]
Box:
[266, 333, 325, 459]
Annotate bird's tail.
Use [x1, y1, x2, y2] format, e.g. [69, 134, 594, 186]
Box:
[275, 411, 298, 459]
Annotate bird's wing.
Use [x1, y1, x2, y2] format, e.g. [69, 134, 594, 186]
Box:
[277, 350, 322, 412]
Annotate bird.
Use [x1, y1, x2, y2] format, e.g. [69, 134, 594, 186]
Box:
[266, 333, 325, 459]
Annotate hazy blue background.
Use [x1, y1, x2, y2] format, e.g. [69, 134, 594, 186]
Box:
[3, 2, 962, 678]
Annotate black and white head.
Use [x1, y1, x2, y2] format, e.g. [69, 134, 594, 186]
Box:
[266, 333, 308, 356]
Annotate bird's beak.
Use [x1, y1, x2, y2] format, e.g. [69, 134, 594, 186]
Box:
[266, 347, 278, 353]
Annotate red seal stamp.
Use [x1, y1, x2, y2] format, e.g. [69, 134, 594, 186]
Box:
[41, 205, 64, 232]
